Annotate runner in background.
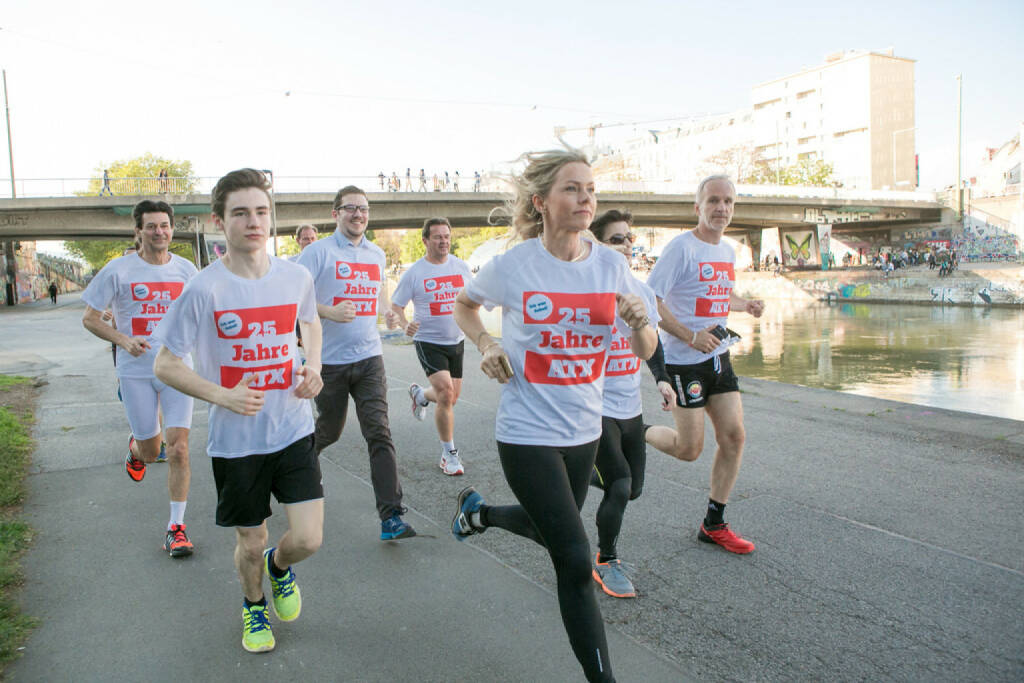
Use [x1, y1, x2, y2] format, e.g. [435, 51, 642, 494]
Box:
[81, 200, 197, 557]
[387, 217, 473, 475]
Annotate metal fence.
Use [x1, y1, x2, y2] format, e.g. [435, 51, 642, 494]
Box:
[1, 175, 941, 204]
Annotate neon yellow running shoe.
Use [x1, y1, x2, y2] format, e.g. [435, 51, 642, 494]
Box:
[263, 548, 301, 622]
[241, 602, 275, 653]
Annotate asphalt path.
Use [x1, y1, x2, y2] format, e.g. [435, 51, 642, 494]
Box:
[2, 293, 1022, 681]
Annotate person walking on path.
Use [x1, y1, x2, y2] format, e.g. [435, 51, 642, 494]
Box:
[153, 168, 325, 653]
[99, 169, 113, 196]
[80, 199, 198, 557]
[48, 281, 58, 304]
[645, 174, 765, 554]
[418, 168, 427, 192]
[386, 217, 473, 476]
[451, 148, 656, 682]
[296, 185, 415, 540]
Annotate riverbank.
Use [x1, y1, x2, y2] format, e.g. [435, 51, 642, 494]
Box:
[735, 261, 1024, 306]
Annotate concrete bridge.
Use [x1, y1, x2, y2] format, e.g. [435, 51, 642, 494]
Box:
[0, 190, 950, 244]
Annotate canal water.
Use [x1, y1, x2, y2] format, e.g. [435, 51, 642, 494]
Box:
[725, 300, 1023, 422]
[463, 290, 1023, 422]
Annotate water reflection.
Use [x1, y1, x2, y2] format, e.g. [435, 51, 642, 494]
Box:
[727, 301, 1024, 421]
[469, 292, 1022, 421]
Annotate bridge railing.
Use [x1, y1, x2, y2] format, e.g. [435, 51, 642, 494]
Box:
[0, 176, 940, 204]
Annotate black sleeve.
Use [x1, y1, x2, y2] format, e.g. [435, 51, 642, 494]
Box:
[644, 337, 671, 385]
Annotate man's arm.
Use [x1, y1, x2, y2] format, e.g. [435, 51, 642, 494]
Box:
[317, 300, 356, 323]
[656, 297, 720, 355]
[294, 316, 323, 399]
[729, 292, 764, 318]
[154, 347, 265, 416]
[82, 306, 150, 357]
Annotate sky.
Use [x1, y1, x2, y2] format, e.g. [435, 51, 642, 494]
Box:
[1, 0, 1022, 194]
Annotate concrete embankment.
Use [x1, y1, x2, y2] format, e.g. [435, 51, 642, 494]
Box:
[734, 262, 1024, 306]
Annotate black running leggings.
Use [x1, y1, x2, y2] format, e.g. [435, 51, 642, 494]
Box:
[483, 440, 614, 683]
[594, 414, 646, 559]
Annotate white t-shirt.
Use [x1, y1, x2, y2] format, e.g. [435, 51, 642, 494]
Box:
[296, 230, 385, 364]
[463, 238, 642, 446]
[154, 258, 317, 459]
[391, 255, 472, 345]
[646, 230, 736, 365]
[81, 252, 197, 379]
[601, 276, 659, 420]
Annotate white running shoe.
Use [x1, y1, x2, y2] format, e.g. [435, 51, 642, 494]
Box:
[439, 448, 465, 476]
[409, 384, 427, 421]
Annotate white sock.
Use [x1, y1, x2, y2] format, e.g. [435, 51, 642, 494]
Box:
[415, 385, 429, 406]
[442, 440, 456, 453]
[169, 500, 187, 529]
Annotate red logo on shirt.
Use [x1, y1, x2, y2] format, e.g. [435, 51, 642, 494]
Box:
[335, 262, 380, 282]
[214, 304, 297, 339]
[425, 274, 463, 316]
[220, 360, 293, 391]
[131, 281, 184, 302]
[605, 354, 641, 376]
[524, 350, 606, 385]
[522, 292, 616, 326]
[698, 262, 734, 282]
[332, 296, 377, 316]
[695, 298, 731, 317]
[131, 317, 162, 336]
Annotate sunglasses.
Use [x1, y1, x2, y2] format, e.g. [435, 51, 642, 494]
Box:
[606, 232, 635, 245]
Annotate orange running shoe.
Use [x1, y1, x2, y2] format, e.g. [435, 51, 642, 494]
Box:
[125, 436, 146, 482]
[698, 523, 755, 554]
[164, 524, 194, 558]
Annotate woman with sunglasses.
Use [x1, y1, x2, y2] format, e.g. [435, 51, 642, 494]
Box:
[587, 209, 682, 599]
[452, 149, 657, 682]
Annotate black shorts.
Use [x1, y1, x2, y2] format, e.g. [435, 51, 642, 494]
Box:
[666, 350, 739, 409]
[413, 340, 464, 379]
[211, 434, 323, 527]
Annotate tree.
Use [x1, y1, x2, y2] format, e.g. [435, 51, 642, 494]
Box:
[453, 226, 508, 261]
[701, 144, 765, 183]
[744, 158, 835, 186]
[81, 152, 197, 196]
[67, 154, 200, 270]
[400, 229, 426, 264]
[66, 239, 195, 272]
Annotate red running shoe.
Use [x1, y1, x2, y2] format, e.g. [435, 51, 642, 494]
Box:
[164, 524, 194, 558]
[126, 436, 146, 482]
[698, 523, 755, 554]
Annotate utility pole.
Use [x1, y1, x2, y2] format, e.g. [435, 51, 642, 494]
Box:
[3, 69, 17, 305]
[955, 74, 963, 221]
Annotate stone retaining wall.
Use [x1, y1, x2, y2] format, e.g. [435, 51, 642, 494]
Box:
[733, 266, 1024, 306]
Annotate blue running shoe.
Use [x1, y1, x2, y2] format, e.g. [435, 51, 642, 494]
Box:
[451, 486, 486, 541]
[155, 441, 167, 463]
[380, 513, 416, 540]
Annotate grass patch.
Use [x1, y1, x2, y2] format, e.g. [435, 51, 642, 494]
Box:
[0, 375, 39, 671]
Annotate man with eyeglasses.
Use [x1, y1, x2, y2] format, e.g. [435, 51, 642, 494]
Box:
[296, 186, 415, 540]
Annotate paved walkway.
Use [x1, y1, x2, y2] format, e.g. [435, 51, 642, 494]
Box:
[2, 297, 1023, 681]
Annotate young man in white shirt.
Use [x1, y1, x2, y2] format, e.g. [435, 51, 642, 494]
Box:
[296, 185, 414, 540]
[646, 175, 765, 554]
[153, 169, 325, 653]
[387, 217, 473, 475]
[81, 200, 198, 558]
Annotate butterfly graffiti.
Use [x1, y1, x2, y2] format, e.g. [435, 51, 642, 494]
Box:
[785, 233, 813, 265]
